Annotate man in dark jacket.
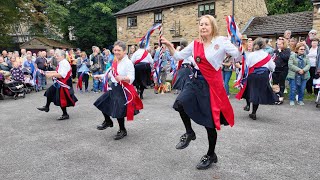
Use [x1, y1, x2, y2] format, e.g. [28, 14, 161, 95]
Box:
[91, 47, 104, 93]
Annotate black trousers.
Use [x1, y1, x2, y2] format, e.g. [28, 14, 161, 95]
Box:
[272, 68, 288, 94]
[71, 65, 77, 79]
[306, 67, 319, 95]
[77, 72, 89, 90]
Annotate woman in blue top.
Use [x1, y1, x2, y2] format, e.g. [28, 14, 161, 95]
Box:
[77, 52, 90, 92]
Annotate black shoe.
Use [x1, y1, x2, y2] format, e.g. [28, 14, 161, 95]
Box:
[114, 130, 127, 140]
[249, 113, 257, 120]
[196, 154, 218, 170]
[97, 120, 113, 130]
[243, 105, 250, 111]
[175, 133, 196, 149]
[37, 106, 49, 112]
[140, 93, 143, 99]
[57, 114, 69, 120]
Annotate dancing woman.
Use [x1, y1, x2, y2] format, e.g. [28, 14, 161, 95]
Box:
[161, 15, 240, 170]
[94, 41, 143, 140]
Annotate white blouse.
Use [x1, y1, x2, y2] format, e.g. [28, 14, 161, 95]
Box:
[58, 59, 71, 78]
[131, 49, 154, 64]
[246, 49, 275, 71]
[109, 55, 135, 84]
[307, 47, 318, 67]
[173, 36, 240, 71]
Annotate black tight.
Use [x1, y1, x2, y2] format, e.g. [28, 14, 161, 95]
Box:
[61, 107, 68, 115]
[102, 113, 125, 130]
[179, 109, 217, 156]
[205, 127, 217, 156]
[252, 104, 259, 114]
[179, 110, 194, 134]
[246, 98, 250, 107]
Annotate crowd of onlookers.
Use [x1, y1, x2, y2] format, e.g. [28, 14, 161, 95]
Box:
[222, 29, 320, 106]
[1, 29, 320, 106]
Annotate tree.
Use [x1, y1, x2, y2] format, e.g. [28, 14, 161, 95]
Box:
[266, 0, 313, 15]
[65, 0, 138, 51]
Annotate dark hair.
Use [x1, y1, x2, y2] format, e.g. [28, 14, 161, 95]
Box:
[114, 41, 127, 51]
[253, 37, 266, 51]
[180, 39, 188, 47]
[312, 38, 319, 42]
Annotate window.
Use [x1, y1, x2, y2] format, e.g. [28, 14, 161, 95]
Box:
[127, 16, 137, 27]
[154, 12, 162, 23]
[198, 3, 215, 17]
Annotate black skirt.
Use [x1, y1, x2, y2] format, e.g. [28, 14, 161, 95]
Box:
[172, 65, 193, 90]
[248, 70, 275, 105]
[173, 75, 229, 129]
[44, 77, 78, 107]
[133, 62, 152, 88]
[94, 83, 139, 118]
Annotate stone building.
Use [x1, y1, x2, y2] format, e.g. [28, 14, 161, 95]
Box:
[115, 0, 268, 48]
[242, 0, 320, 45]
[20, 37, 74, 53]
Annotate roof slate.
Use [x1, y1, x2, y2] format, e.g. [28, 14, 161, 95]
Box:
[242, 11, 313, 36]
[115, 0, 201, 16]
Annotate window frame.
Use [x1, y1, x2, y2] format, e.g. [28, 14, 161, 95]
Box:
[127, 16, 137, 28]
[198, 2, 215, 17]
[154, 11, 162, 23]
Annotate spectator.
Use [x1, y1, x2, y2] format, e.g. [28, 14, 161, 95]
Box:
[90, 47, 104, 93]
[34, 51, 47, 90]
[284, 30, 291, 47]
[222, 54, 233, 97]
[306, 38, 319, 95]
[289, 37, 298, 52]
[128, 45, 137, 59]
[287, 43, 311, 106]
[263, 38, 274, 56]
[306, 29, 317, 48]
[10, 61, 24, 82]
[273, 37, 291, 94]
[0, 56, 11, 71]
[77, 52, 90, 92]
[23, 54, 35, 74]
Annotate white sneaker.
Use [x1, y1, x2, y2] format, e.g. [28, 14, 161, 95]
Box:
[290, 101, 295, 106]
[284, 88, 288, 94]
[295, 95, 298, 101]
[298, 101, 305, 106]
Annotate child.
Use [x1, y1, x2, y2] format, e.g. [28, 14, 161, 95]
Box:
[272, 84, 284, 105]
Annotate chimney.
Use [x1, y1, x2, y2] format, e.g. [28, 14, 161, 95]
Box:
[312, 0, 320, 34]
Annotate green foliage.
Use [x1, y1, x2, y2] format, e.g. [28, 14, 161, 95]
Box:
[266, 0, 313, 15]
[65, 0, 139, 51]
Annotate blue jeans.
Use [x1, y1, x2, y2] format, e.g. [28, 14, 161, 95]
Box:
[93, 71, 103, 91]
[288, 78, 307, 101]
[223, 71, 232, 95]
[36, 71, 46, 89]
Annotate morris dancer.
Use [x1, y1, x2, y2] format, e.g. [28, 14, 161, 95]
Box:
[130, 43, 154, 99]
[94, 41, 143, 140]
[236, 38, 276, 120]
[161, 15, 240, 170]
[172, 40, 195, 94]
[37, 49, 78, 120]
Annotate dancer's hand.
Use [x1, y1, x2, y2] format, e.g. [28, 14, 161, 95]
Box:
[160, 37, 171, 46]
[115, 75, 123, 82]
[93, 75, 100, 80]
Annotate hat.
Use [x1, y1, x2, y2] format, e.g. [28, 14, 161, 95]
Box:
[309, 29, 317, 34]
[241, 34, 248, 40]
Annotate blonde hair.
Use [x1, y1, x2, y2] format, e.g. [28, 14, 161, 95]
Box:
[199, 15, 219, 41]
[295, 42, 305, 53]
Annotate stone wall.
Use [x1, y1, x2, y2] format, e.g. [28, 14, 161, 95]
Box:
[116, 0, 268, 48]
[312, 4, 320, 35]
[234, 0, 268, 30]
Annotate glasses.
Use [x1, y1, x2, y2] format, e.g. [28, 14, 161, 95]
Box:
[311, 33, 317, 35]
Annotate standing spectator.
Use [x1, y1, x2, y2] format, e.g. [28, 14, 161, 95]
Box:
[77, 52, 90, 92]
[34, 51, 47, 90]
[20, 49, 27, 59]
[67, 49, 77, 83]
[287, 43, 310, 106]
[0, 56, 11, 71]
[273, 37, 291, 94]
[2, 50, 8, 62]
[90, 47, 104, 93]
[222, 54, 233, 97]
[14, 51, 22, 67]
[75, 48, 81, 59]
[306, 38, 319, 95]
[289, 37, 298, 52]
[128, 45, 137, 59]
[263, 38, 274, 56]
[284, 30, 291, 47]
[23, 54, 35, 75]
[103, 49, 113, 71]
[306, 29, 317, 48]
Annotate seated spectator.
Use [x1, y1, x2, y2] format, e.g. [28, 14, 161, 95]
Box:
[10, 61, 24, 82]
[0, 56, 11, 71]
[272, 84, 284, 105]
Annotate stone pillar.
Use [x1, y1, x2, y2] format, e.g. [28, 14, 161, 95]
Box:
[312, 0, 320, 34]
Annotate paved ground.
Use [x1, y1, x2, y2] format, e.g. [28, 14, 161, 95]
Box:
[0, 85, 320, 180]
